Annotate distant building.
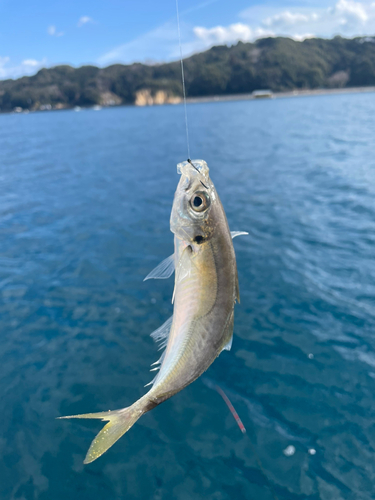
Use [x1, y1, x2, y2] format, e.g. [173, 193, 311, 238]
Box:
[252, 90, 274, 99]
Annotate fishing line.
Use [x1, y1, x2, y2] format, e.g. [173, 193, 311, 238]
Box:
[175, 0, 191, 160]
[215, 384, 246, 433]
[208, 381, 279, 500]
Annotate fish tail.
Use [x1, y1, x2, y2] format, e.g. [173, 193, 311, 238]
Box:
[58, 397, 148, 464]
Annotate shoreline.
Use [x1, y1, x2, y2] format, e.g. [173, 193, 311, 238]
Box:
[2, 85, 375, 116]
[185, 86, 375, 104]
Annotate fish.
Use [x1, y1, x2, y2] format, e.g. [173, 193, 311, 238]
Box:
[59, 159, 247, 463]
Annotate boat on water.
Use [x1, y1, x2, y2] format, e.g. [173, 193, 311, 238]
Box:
[252, 90, 274, 99]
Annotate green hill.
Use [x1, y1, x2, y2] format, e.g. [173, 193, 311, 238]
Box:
[1, 35, 375, 112]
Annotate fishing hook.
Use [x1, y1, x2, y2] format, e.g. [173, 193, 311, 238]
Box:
[187, 158, 209, 189]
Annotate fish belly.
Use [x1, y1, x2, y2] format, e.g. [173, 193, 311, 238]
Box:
[150, 238, 235, 402]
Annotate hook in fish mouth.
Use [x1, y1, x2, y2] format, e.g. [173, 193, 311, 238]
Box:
[177, 159, 210, 189]
[187, 159, 208, 189]
[177, 159, 209, 176]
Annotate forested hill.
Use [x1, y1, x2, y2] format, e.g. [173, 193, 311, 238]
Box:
[1, 35, 375, 111]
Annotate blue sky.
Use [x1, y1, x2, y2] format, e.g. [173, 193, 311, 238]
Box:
[1, 0, 375, 79]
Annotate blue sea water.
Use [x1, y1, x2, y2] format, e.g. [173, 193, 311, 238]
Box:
[1, 92, 375, 500]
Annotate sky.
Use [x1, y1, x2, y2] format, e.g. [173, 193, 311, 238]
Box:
[1, 0, 375, 80]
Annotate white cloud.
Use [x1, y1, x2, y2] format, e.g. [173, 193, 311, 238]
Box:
[291, 33, 317, 41]
[192, 22, 318, 47]
[22, 59, 42, 67]
[97, 20, 273, 67]
[0, 57, 47, 80]
[194, 0, 375, 49]
[193, 23, 274, 45]
[330, 0, 368, 24]
[263, 12, 318, 28]
[47, 25, 64, 37]
[77, 16, 94, 27]
[96, 0, 375, 67]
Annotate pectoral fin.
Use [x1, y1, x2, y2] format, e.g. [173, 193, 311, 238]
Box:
[144, 254, 175, 281]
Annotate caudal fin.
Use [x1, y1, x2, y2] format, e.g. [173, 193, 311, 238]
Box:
[58, 402, 145, 463]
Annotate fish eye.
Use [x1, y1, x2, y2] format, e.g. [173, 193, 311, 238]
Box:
[190, 192, 210, 213]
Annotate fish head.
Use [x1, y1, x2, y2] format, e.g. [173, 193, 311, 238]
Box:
[170, 160, 218, 244]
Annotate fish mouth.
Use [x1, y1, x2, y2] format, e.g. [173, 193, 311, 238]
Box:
[176, 159, 210, 191]
[177, 159, 209, 179]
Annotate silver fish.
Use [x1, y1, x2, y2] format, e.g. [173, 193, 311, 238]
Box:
[59, 159, 247, 463]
